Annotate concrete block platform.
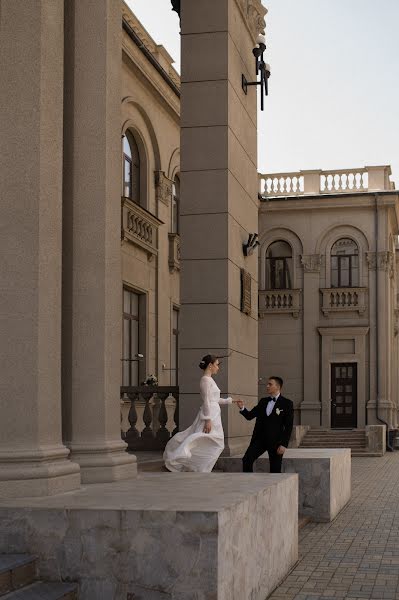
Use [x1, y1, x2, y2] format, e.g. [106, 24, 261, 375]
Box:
[0, 473, 298, 600]
[217, 448, 351, 522]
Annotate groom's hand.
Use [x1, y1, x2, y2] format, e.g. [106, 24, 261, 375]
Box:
[235, 400, 244, 410]
[277, 445, 286, 455]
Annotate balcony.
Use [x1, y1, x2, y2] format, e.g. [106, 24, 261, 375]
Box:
[121, 197, 163, 259]
[259, 289, 301, 318]
[259, 166, 394, 198]
[168, 232, 181, 272]
[320, 287, 368, 316]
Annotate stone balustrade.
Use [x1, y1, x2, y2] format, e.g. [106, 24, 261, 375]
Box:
[320, 287, 368, 316]
[259, 289, 301, 318]
[259, 165, 394, 197]
[120, 385, 179, 451]
[121, 197, 163, 258]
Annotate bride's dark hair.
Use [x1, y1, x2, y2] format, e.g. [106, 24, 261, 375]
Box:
[199, 354, 218, 370]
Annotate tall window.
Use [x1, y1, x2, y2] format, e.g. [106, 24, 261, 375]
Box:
[122, 288, 141, 386]
[171, 176, 180, 234]
[123, 132, 140, 203]
[266, 241, 293, 289]
[331, 238, 359, 288]
[171, 308, 179, 386]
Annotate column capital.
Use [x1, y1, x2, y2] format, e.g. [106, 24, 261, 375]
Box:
[301, 254, 322, 273]
[235, 0, 267, 41]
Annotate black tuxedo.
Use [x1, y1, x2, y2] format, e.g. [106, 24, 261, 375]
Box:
[240, 395, 294, 473]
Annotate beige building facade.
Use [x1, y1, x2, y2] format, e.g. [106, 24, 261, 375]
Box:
[258, 167, 399, 432]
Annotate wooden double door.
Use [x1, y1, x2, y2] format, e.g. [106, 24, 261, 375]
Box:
[331, 363, 357, 428]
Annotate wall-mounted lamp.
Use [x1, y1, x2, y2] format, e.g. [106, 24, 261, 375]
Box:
[242, 34, 271, 111]
[243, 233, 260, 257]
[121, 353, 144, 363]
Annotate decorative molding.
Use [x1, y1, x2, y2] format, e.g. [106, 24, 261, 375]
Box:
[168, 233, 181, 272]
[155, 171, 173, 206]
[366, 251, 395, 276]
[394, 308, 399, 336]
[240, 269, 252, 315]
[235, 0, 267, 42]
[301, 254, 322, 273]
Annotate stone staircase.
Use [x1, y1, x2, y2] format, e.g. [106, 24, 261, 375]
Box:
[299, 428, 375, 456]
[0, 555, 77, 599]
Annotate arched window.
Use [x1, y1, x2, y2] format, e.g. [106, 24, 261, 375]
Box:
[171, 176, 180, 234]
[331, 238, 359, 287]
[266, 241, 292, 289]
[123, 131, 140, 203]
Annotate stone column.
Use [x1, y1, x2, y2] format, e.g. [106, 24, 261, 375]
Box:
[62, 0, 136, 482]
[300, 256, 322, 426]
[179, 0, 266, 454]
[0, 1, 80, 497]
[376, 249, 394, 426]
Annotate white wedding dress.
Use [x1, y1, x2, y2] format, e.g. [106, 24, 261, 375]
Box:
[163, 375, 232, 472]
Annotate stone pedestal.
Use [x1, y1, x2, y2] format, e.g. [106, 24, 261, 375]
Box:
[0, 0, 80, 497]
[179, 0, 266, 454]
[0, 473, 298, 600]
[217, 448, 351, 522]
[62, 0, 136, 482]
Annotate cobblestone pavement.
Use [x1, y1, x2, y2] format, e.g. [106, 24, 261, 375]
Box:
[269, 453, 399, 600]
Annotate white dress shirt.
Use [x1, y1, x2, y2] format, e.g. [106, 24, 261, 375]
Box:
[266, 393, 280, 416]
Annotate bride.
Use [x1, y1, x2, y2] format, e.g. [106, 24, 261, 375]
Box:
[163, 354, 240, 472]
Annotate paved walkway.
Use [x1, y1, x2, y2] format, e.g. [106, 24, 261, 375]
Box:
[269, 453, 399, 600]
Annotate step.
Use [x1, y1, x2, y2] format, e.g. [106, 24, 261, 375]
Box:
[1, 582, 77, 600]
[301, 442, 365, 446]
[0, 556, 36, 596]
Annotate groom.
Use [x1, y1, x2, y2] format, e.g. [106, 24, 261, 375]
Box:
[237, 376, 294, 473]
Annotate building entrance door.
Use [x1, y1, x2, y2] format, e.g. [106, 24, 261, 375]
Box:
[331, 363, 357, 428]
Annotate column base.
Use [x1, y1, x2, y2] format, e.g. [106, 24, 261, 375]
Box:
[68, 440, 137, 483]
[221, 436, 251, 457]
[0, 445, 81, 499]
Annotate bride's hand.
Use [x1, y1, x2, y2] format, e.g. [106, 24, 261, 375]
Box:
[203, 419, 212, 434]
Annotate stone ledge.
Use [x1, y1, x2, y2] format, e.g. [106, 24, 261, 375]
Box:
[0, 473, 298, 600]
[217, 448, 351, 522]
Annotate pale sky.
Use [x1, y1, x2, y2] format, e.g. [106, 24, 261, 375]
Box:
[127, 0, 399, 187]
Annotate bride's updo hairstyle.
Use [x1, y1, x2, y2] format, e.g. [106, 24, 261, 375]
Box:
[199, 354, 218, 370]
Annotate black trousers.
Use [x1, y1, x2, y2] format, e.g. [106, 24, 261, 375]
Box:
[242, 439, 283, 473]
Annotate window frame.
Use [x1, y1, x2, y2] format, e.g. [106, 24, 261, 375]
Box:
[266, 240, 293, 290]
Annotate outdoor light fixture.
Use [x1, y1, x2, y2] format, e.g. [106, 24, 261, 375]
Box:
[242, 33, 271, 110]
[243, 233, 260, 256]
[121, 353, 144, 363]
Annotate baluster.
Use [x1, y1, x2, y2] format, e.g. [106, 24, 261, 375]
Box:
[172, 391, 179, 436]
[354, 292, 358, 306]
[141, 391, 154, 446]
[124, 392, 140, 450]
[156, 393, 171, 447]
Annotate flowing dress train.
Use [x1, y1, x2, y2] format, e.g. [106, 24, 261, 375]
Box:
[163, 375, 232, 472]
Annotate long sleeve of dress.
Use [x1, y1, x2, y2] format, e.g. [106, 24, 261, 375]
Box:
[218, 397, 232, 405]
[199, 377, 212, 420]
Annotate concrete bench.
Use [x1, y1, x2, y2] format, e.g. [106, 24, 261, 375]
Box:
[0, 473, 298, 600]
[217, 448, 351, 522]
